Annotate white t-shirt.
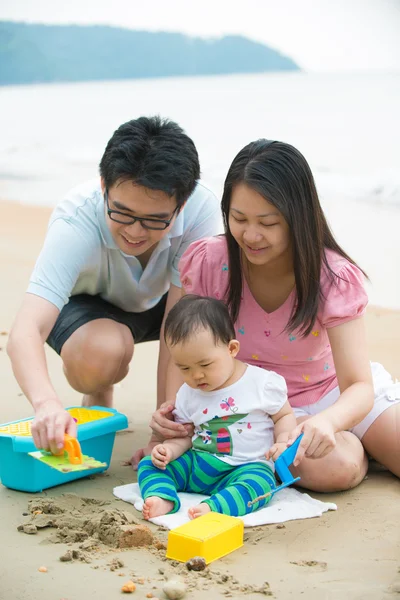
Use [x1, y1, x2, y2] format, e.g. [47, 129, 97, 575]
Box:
[173, 364, 287, 470]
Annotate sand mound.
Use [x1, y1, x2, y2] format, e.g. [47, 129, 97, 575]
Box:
[18, 494, 156, 552]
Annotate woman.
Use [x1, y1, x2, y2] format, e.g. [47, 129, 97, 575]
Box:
[147, 139, 400, 492]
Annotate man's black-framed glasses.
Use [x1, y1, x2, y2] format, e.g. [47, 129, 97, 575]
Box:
[105, 190, 178, 230]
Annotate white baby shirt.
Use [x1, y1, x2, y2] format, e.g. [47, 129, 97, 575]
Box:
[173, 365, 288, 470]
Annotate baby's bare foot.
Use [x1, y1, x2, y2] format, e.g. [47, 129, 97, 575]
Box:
[188, 503, 211, 520]
[142, 497, 174, 520]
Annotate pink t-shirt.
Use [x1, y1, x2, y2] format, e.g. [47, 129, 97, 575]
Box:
[179, 236, 368, 408]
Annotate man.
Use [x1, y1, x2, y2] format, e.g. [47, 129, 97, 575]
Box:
[7, 116, 220, 460]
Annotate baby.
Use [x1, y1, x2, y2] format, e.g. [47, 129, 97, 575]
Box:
[138, 294, 297, 520]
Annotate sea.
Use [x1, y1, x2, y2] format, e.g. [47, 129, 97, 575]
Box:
[0, 71, 399, 308]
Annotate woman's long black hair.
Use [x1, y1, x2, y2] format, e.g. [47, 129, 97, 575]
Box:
[221, 140, 367, 337]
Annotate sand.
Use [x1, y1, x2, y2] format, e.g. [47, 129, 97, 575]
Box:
[0, 200, 399, 600]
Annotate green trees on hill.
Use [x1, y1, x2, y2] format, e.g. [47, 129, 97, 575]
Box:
[0, 21, 299, 85]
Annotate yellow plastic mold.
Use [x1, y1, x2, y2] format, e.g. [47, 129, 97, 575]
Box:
[0, 408, 114, 437]
[67, 408, 113, 425]
[166, 512, 244, 564]
[0, 421, 32, 437]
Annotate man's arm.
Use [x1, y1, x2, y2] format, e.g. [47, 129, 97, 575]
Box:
[130, 284, 188, 468]
[7, 216, 93, 452]
[153, 284, 189, 439]
[153, 185, 221, 434]
[156, 283, 184, 411]
[7, 294, 77, 452]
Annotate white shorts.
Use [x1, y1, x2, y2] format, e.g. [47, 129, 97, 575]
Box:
[293, 362, 400, 440]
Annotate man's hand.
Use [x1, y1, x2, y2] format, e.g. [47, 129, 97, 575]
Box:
[150, 402, 193, 440]
[265, 441, 288, 462]
[31, 399, 77, 454]
[151, 444, 173, 470]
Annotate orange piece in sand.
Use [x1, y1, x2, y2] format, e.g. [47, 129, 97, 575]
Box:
[121, 581, 136, 593]
[38, 566, 47, 572]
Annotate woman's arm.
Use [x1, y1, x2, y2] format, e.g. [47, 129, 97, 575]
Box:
[321, 317, 373, 430]
[288, 317, 374, 465]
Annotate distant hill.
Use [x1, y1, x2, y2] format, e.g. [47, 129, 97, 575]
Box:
[0, 21, 299, 85]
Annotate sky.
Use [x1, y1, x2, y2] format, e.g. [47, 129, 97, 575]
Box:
[1, 0, 400, 72]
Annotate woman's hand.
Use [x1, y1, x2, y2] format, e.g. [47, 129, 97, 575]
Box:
[151, 444, 173, 470]
[31, 399, 77, 454]
[150, 402, 193, 440]
[287, 415, 337, 466]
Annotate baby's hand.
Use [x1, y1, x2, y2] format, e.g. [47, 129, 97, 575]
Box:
[265, 441, 288, 462]
[151, 444, 172, 469]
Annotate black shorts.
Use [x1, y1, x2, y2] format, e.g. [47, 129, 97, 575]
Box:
[47, 293, 168, 355]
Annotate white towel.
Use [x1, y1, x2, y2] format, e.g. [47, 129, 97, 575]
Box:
[113, 483, 337, 529]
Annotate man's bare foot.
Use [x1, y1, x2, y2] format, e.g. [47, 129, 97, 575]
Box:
[188, 503, 211, 519]
[143, 497, 174, 520]
[82, 386, 114, 408]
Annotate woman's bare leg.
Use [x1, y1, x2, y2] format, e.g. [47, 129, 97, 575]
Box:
[290, 417, 368, 492]
[361, 404, 400, 478]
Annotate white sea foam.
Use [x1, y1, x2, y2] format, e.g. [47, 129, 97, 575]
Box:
[316, 170, 400, 208]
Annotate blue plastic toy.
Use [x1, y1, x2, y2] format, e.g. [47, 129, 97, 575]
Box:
[0, 406, 128, 493]
[248, 433, 304, 506]
[273, 433, 303, 493]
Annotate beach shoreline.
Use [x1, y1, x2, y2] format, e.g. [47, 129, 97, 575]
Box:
[0, 199, 399, 600]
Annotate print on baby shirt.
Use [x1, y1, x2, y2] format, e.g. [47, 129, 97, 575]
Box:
[193, 413, 245, 456]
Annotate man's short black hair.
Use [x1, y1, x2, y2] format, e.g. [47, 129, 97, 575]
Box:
[164, 295, 236, 346]
[99, 116, 200, 208]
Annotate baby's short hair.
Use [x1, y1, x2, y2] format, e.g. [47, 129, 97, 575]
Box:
[164, 295, 236, 346]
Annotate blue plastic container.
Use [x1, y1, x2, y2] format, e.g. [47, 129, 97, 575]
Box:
[0, 406, 128, 492]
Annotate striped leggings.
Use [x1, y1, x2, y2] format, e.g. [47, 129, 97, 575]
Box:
[138, 449, 276, 517]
